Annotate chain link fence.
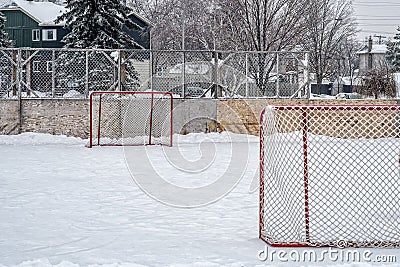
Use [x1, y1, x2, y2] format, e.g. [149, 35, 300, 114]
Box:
[0, 48, 309, 99]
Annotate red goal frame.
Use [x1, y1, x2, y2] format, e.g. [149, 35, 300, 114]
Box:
[89, 91, 173, 148]
[259, 104, 400, 248]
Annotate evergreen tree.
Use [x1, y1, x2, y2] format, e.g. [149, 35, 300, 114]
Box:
[55, 0, 143, 93]
[56, 0, 141, 49]
[386, 27, 400, 72]
[0, 12, 12, 47]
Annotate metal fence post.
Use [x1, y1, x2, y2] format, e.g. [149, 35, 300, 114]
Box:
[51, 50, 56, 97]
[150, 50, 153, 91]
[213, 50, 218, 98]
[118, 49, 121, 91]
[182, 50, 186, 98]
[276, 52, 280, 98]
[16, 49, 22, 97]
[304, 52, 310, 99]
[85, 50, 89, 96]
[17, 49, 22, 134]
[245, 52, 249, 98]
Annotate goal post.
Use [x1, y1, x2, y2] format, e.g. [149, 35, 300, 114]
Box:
[89, 91, 173, 147]
[259, 105, 400, 248]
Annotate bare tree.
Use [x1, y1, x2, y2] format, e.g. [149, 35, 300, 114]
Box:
[129, 0, 222, 50]
[214, 0, 309, 94]
[301, 0, 357, 94]
[217, 0, 307, 51]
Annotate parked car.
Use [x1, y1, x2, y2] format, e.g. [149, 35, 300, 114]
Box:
[170, 86, 206, 98]
[185, 87, 205, 97]
[335, 93, 363, 99]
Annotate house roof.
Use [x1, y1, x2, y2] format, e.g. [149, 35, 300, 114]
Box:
[128, 11, 151, 27]
[357, 44, 387, 55]
[0, 0, 65, 26]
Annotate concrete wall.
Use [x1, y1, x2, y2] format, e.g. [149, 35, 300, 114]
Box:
[0, 98, 397, 139]
[173, 99, 217, 134]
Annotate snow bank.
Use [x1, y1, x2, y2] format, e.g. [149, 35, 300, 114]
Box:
[0, 258, 148, 267]
[62, 90, 83, 98]
[1, 259, 250, 267]
[0, 133, 85, 145]
[0, 132, 258, 146]
[174, 131, 259, 144]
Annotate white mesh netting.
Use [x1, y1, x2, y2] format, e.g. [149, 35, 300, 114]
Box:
[260, 105, 400, 248]
[90, 92, 173, 147]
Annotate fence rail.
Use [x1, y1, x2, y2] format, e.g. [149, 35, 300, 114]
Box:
[0, 48, 309, 99]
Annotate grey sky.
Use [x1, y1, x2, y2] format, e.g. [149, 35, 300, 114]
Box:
[353, 0, 400, 43]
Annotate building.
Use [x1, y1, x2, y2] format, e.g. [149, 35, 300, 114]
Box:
[0, 0, 150, 49]
[0, 0, 67, 48]
[357, 37, 387, 73]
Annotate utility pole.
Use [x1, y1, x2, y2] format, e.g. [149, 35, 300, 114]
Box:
[374, 34, 387, 44]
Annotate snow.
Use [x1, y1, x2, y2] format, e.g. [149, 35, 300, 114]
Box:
[62, 90, 83, 98]
[357, 44, 387, 55]
[309, 94, 336, 99]
[0, 132, 399, 267]
[395, 73, 400, 98]
[0, 0, 65, 26]
[169, 62, 210, 75]
[370, 44, 388, 54]
[3, 91, 51, 99]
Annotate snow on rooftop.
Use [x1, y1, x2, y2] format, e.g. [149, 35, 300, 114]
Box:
[0, 0, 65, 25]
[357, 44, 387, 54]
[370, 44, 387, 53]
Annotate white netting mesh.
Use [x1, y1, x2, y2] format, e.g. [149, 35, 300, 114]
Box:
[260, 105, 400, 248]
[90, 92, 172, 147]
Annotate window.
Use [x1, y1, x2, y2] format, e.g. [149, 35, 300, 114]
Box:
[32, 29, 40, 41]
[33, 61, 40, 72]
[42, 29, 57, 41]
[46, 61, 53, 72]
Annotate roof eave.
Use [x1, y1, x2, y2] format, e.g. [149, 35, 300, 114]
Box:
[128, 10, 152, 26]
[0, 7, 41, 24]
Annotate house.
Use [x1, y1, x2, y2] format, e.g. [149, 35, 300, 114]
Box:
[0, 0, 151, 96]
[0, 0, 67, 48]
[0, 0, 150, 49]
[357, 37, 387, 73]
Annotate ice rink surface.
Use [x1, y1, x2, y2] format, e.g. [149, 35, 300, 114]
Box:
[0, 132, 399, 267]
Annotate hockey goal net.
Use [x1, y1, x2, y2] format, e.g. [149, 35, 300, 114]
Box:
[260, 105, 400, 248]
[89, 91, 173, 147]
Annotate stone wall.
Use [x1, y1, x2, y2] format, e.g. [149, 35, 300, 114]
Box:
[0, 100, 19, 135]
[217, 99, 399, 136]
[0, 98, 397, 139]
[0, 99, 89, 138]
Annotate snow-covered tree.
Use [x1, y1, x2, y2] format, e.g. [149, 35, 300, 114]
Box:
[56, 0, 143, 92]
[56, 0, 141, 49]
[386, 27, 400, 72]
[0, 12, 12, 47]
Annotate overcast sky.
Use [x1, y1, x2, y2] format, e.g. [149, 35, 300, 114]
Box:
[353, 0, 400, 43]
